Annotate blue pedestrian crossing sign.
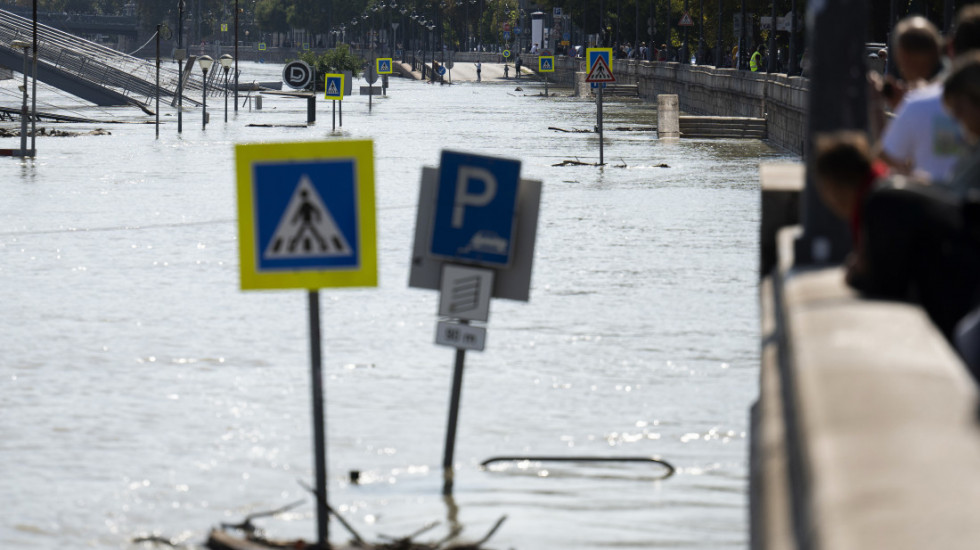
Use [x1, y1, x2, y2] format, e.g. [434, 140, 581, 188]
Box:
[539, 55, 555, 72]
[324, 73, 344, 100]
[586, 47, 613, 89]
[236, 140, 377, 290]
[430, 151, 521, 267]
[377, 58, 393, 75]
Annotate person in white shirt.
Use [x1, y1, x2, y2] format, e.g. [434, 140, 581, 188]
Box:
[879, 7, 980, 185]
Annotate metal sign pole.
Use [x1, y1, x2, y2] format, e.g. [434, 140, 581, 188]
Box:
[442, 346, 468, 495]
[598, 85, 604, 165]
[308, 290, 330, 547]
[155, 25, 160, 139]
[332, 100, 336, 131]
[339, 101, 343, 127]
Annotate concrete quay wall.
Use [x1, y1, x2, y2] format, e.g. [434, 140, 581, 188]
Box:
[550, 58, 808, 154]
[624, 61, 808, 154]
[755, 166, 980, 550]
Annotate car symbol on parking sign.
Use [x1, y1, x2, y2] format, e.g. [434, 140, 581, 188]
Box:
[430, 151, 521, 267]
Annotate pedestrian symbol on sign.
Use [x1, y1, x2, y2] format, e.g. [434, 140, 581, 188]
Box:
[264, 176, 352, 259]
[324, 74, 345, 100]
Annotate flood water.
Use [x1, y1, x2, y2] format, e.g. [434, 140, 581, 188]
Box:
[0, 62, 794, 549]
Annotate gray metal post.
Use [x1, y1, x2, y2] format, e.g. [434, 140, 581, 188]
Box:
[716, 0, 722, 67]
[307, 95, 316, 124]
[442, 348, 467, 495]
[339, 100, 343, 127]
[156, 26, 161, 139]
[308, 291, 330, 547]
[19, 45, 28, 155]
[332, 100, 336, 131]
[224, 68, 229, 122]
[740, 0, 747, 69]
[768, 0, 777, 72]
[178, 0, 184, 133]
[793, 0, 867, 266]
[202, 68, 208, 130]
[234, 0, 239, 113]
[683, 0, 689, 62]
[788, 0, 798, 75]
[598, 85, 604, 164]
[30, 0, 36, 155]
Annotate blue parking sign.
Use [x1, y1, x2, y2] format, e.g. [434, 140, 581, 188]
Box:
[430, 151, 521, 267]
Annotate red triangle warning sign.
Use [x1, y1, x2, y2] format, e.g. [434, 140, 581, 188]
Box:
[586, 56, 616, 83]
[678, 12, 694, 26]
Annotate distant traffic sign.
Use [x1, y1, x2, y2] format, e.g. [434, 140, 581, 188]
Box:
[679, 11, 694, 26]
[437, 65, 447, 76]
[503, 31, 511, 40]
[587, 47, 613, 75]
[324, 73, 344, 100]
[430, 151, 521, 267]
[258, 42, 267, 51]
[377, 57, 393, 74]
[221, 23, 228, 32]
[283, 60, 313, 89]
[502, 49, 511, 58]
[236, 140, 376, 290]
[586, 55, 615, 83]
[539, 55, 555, 72]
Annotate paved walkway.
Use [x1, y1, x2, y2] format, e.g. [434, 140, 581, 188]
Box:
[397, 62, 535, 83]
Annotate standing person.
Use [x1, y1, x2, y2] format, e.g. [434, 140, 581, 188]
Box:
[515, 56, 522, 79]
[475, 60, 482, 82]
[750, 44, 766, 72]
[878, 8, 980, 184]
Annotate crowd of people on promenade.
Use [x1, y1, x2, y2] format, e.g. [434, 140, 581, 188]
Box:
[813, 6, 980, 374]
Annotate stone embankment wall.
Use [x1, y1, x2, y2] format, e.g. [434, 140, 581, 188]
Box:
[626, 62, 808, 155]
[537, 56, 808, 155]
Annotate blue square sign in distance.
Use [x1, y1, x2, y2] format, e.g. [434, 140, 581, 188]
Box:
[253, 159, 360, 272]
[430, 151, 521, 267]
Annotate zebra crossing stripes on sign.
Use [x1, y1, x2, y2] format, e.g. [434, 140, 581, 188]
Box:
[324, 74, 344, 100]
[586, 55, 615, 82]
[263, 175, 352, 259]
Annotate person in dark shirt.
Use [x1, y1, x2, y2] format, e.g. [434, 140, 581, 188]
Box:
[813, 131, 980, 341]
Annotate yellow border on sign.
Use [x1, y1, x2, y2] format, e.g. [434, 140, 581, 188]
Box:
[377, 57, 393, 75]
[235, 140, 377, 290]
[323, 73, 345, 100]
[586, 47, 613, 73]
[538, 55, 555, 72]
[258, 42, 267, 51]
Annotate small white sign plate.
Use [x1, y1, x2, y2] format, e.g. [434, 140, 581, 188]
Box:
[436, 321, 487, 351]
[438, 264, 493, 322]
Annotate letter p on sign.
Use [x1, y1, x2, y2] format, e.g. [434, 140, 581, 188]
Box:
[452, 167, 497, 228]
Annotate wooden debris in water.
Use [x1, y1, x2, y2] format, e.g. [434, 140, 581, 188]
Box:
[547, 126, 591, 133]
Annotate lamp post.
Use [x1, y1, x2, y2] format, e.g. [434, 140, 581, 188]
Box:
[219, 54, 232, 122]
[234, 0, 238, 113]
[177, 0, 185, 134]
[11, 40, 30, 156]
[198, 55, 213, 130]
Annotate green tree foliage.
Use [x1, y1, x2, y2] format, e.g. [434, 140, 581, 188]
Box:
[297, 43, 363, 82]
[255, 0, 288, 33]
